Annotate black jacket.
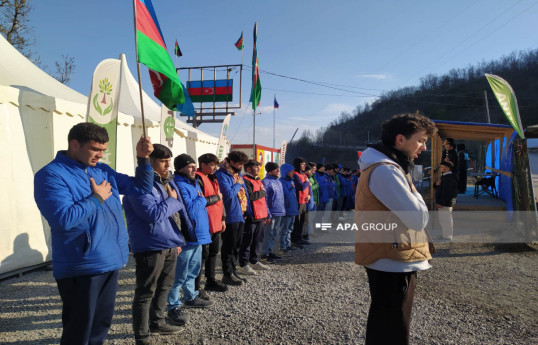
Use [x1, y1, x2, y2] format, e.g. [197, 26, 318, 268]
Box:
[434, 172, 458, 207]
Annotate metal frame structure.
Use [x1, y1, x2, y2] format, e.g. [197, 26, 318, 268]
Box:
[177, 64, 243, 127]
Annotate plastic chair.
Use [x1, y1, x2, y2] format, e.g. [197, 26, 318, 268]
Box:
[474, 175, 497, 198]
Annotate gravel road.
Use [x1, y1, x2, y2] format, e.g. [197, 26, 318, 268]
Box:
[1, 236, 536, 345]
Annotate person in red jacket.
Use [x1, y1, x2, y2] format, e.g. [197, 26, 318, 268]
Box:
[194, 153, 228, 295]
[237, 160, 271, 275]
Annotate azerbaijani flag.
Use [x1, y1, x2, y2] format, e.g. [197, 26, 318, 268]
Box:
[187, 80, 233, 103]
[250, 22, 261, 111]
[135, 0, 184, 110]
[174, 40, 182, 57]
[235, 31, 244, 51]
[274, 96, 279, 109]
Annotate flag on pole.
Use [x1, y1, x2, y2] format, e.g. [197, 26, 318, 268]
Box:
[135, 0, 184, 110]
[235, 31, 244, 51]
[177, 82, 195, 117]
[485, 74, 525, 139]
[250, 22, 261, 111]
[274, 96, 279, 109]
[174, 40, 182, 57]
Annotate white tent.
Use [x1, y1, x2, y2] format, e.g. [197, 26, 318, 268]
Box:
[0, 35, 227, 277]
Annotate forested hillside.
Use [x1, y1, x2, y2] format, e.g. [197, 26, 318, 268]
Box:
[288, 49, 538, 167]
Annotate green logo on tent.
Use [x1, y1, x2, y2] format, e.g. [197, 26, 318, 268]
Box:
[93, 78, 114, 116]
[164, 116, 175, 139]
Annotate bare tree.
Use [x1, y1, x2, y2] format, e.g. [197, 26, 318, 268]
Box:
[53, 54, 76, 84]
[0, 0, 34, 57]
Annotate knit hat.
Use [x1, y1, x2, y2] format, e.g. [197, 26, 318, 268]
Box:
[265, 162, 279, 172]
[174, 154, 196, 171]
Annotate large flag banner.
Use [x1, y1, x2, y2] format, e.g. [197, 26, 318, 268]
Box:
[485, 73, 525, 139]
[177, 82, 195, 116]
[160, 104, 176, 148]
[187, 80, 233, 102]
[135, 0, 184, 110]
[87, 58, 121, 169]
[250, 22, 261, 111]
[279, 140, 287, 166]
[217, 114, 231, 161]
[235, 31, 244, 51]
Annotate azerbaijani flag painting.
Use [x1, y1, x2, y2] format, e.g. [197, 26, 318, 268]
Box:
[250, 22, 261, 111]
[235, 31, 244, 51]
[135, 0, 184, 110]
[187, 80, 233, 103]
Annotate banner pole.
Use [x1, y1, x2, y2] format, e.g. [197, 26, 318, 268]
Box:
[253, 108, 256, 159]
[132, 0, 147, 138]
[273, 95, 275, 148]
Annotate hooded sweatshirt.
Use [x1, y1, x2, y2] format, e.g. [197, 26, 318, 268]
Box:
[358, 145, 431, 272]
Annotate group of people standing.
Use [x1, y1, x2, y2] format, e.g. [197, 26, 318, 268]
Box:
[34, 112, 446, 345]
[33, 122, 362, 345]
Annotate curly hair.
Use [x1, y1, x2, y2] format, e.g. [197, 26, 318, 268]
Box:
[381, 111, 437, 146]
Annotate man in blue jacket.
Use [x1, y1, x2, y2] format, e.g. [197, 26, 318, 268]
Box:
[261, 162, 285, 262]
[33, 122, 154, 345]
[279, 164, 299, 252]
[215, 151, 250, 286]
[123, 144, 187, 344]
[168, 154, 213, 320]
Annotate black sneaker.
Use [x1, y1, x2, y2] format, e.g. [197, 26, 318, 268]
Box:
[261, 254, 269, 260]
[222, 274, 243, 286]
[233, 271, 248, 283]
[149, 322, 184, 335]
[205, 279, 228, 292]
[135, 337, 153, 345]
[268, 253, 282, 260]
[167, 307, 189, 326]
[265, 256, 276, 263]
[291, 243, 304, 249]
[299, 239, 310, 245]
[184, 296, 214, 308]
[197, 289, 211, 301]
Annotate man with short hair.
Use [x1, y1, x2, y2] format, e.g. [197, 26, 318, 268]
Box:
[167, 154, 213, 324]
[195, 153, 228, 294]
[279, 163, 299, 252]
[434, 161, 458, 241]
[237, 160, 271, 275]
[215, 151, 250, 285]
[261, 162, 285, 262]
[123, 144, 187, 344]
[355, 112, 437, 344]
[34, 122, 154, 345]
[291, 157, 311, 247]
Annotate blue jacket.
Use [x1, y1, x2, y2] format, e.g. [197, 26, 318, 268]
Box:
[215, 167, 249, 223]
[338, 174, 354, 198]
[34, 152, 153, 279]
[315, 171, 331, 203]
[262, 174, 285, 217]
[279, 164, 299, 216]
[123, 176, 187, 253]
[174, 173, 212, 245]
[328, 174, 337, 199]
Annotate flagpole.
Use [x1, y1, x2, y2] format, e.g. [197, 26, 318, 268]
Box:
[132, 0, 147, 138]
[273, 94, 275, 149]
[252, 108, 256, 159]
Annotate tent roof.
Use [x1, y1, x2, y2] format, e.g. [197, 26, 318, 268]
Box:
[432, 120, 514, 142]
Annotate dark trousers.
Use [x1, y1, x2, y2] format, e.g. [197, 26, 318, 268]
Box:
[365, 268, 417, 345]
[239, 220, 265, 266]
[56, 270, 119, 345]
[132, 248, 178, 340]
[195, 231, 222, 289]
[291, 204, 307, 243]
[221, 222, 245, 276]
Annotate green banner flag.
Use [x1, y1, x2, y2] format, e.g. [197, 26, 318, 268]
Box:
[485, 73, 525, 139]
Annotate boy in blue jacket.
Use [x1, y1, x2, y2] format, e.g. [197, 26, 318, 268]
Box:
[215, 151, 250, 286]
[123, 144, 187, 343]
[279, 163, 299, 252]
[261, 162, 285, 262]
[167, 154, 213, 323]
[33, 122, 153, 345]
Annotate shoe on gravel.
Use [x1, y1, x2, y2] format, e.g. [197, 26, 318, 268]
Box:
[236, 264, 257, 275]
[184, 296, 214, 308]
[222, 274, 243, 286]
[251, 261, 270, 270]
